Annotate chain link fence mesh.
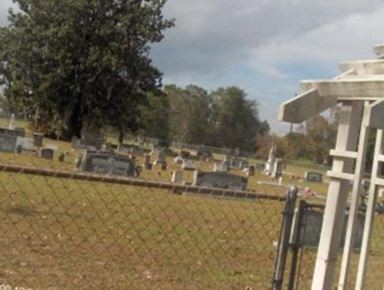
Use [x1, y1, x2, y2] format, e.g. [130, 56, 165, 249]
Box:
[0, 151, 286, 290]
[3, 148, 384, 289]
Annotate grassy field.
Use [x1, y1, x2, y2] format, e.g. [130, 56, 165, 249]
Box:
[1, 119, 383, 289]
[0, 170, 284, 289]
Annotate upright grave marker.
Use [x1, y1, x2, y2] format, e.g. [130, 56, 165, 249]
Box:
[0, 134, 18, 153]
[192, 171, 248, 191]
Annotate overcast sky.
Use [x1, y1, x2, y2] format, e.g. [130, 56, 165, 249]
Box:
[1, 0, 384, 133]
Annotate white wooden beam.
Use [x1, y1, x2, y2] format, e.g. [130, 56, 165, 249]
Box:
[278, 89, 336, 123]
[301, 78, 384, 99]
[339, 59, 384, 75]
[329, 149, 358, 160]
[338, 103, 370, 289]
[363, 98, 384, 129]
[355, 129, 384, 289]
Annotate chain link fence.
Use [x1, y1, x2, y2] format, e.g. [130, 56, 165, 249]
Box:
[0, 151, 287, 290]
[2, 147, 384, 289]
[287, 201, 384, 290]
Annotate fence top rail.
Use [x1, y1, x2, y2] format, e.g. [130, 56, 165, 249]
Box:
[0, 162, 286, 202]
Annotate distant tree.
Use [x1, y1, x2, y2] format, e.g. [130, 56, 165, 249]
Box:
[138, 92, 169, 141]
[0, 0, 174, 140]
[165, 84, 212, 144]
[305, 115, 337, 164]
[283, 131, 310, 159]
[209, 86, 266, 151]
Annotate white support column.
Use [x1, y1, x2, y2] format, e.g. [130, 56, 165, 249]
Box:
[355, 129, 384, 289]
[311, 102, 363, 290]
[338, 103, 370, 290]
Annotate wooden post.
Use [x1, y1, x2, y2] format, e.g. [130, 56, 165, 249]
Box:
[338, 103, 370, 289]
[311, 102, 363, 290]
[355, 129, 384, 289]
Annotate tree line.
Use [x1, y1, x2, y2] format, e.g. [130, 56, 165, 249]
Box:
[140, 84, 270, 151]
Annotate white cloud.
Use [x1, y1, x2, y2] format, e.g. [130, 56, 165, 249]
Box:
[153, 0, 384, 81]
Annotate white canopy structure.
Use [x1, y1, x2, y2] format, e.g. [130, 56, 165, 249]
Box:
[279, 44, 384, 290]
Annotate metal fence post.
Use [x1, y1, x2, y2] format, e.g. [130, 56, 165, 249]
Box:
[287, 199, 306, 290]
[272, 186, 298, 290]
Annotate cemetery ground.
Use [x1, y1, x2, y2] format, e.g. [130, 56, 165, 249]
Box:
[1, 120, 384, 288]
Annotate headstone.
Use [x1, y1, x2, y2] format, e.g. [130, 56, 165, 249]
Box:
[196, 148, 213, 161]
[304, 171, 323, 183]
[79, 151, 136, 176]
[181, 159, 196, 170]
[16, 145, 22, 154]
[226, 158, 249, 169]
[213, 161, 229, 172]
[295, 208, 364, 249]
[271, 158, 283, 179]
[0, 134, 18, 153]
[255, 163, 265, 171]
[33, 132, 44, 147]
[58, 152, 65, 162]
[80, 127, 105, 149]
[0, 127, 24, 137]
[71, 136, 80, 149]
[171, 170, 184, 184]
[118, 143, 143, 156]
[248, 165, 255, 177]
[180, 150, 191, 159]
[14, 127, 26, 137]
[143, 154, 152, 170]
[192, 171, 248, 191]
[41, 148, 54, 160]
[152, 148, 166, 165]
[8, 113, 15, 130]
[265, 144, 277, 175]
[16, 137, 35, 152]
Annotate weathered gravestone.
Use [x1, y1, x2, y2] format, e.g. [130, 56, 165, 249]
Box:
[16, 137, 35, 152]
[271, 158, 284, 179]
[171, 170, 184, 184]
[226, 158, 249, 169]
[143, 154, 152, 170]
[118, 144, 143, 156]
[294, 208, 364, 249]
[33, 132, 44, 147]
[78, 151, 136, 176]
[181, 159, 196, 170]
[14, 127, 26, 137]
[0, 134, 18, 153]
[213, 161, 229, 172]
[152, 148, 166, 165]
[41, 148, 54, 160]
[0, 127, 25, 137]
[192, 171, 248, 191]
[304, 171, 323, 183]
[248, 165, 255, 177]
[71, 136, 80, 149]
[196, 148, 213, 161]
[58, 152, 65, 162]
[79, 127, 105, 149]
[265, 144, 277, 175]
[8, 113, 15, 130]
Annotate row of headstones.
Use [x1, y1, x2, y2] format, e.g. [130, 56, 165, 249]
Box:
[0, 130, 69, 162]
[171, 170, 248, 191]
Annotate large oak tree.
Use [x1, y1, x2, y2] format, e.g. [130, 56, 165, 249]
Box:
[0, 0, 173, 140]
